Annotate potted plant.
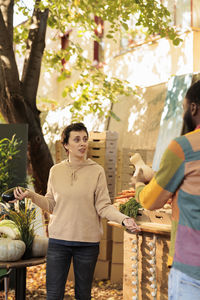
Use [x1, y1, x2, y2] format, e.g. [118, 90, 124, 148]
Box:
[0, 199, 36, 259]
[0, 135, 48, 260]
[0, 134, 22, 201]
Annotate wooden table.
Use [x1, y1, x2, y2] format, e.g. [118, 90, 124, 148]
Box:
[0, 257, 46, 300]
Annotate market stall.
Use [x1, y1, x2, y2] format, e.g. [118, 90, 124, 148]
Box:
[109, 208, 171, 300]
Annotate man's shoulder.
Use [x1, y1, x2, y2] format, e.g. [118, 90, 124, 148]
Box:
[174, 129, 199, 147]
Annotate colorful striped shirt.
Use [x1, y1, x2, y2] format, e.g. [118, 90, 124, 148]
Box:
[136, 128, 200, 280]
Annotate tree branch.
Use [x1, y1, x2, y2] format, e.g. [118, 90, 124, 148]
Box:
[0, 0, 14, 44]
[21, 2, 49, 113]
[0, 8, 20, 94]
[0, 59, 12, 122]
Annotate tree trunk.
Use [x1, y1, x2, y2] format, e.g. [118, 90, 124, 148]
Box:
[0, 1, 53, 193]
[0, 1, 52, 234]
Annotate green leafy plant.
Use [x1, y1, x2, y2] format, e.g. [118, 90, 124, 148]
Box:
[0, 199, 38, 259]
[119, 197, 142, 218]
[0, 135, 22, 200]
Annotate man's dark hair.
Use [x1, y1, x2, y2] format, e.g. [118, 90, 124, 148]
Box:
[186, 80, 200, 105]
[61, 122, 88, 145]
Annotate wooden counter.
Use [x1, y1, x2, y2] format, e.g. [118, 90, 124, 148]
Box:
[109, 209, 171, 300]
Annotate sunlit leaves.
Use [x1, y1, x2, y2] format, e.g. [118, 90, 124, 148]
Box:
[61, 61, 137, 122]
[12, 0, 182, 120]
[14, 0, 180, 43]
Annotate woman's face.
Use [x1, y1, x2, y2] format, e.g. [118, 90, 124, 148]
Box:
[65, 130, 88, 160]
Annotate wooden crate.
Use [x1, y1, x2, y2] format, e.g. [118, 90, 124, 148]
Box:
[68, 259, 111, 281]
[117, 173, 133, 183]
[88, 146, 117, 160]
[99, 239, 112, 261]
[102, 218, 112, 240]
[88, 131, 118, 198]
[88, 154, 116, 168]
[123, 209, 171, 300]
[117, 164, 134, 174]
[116, 148, 135, 194]
[110, 262, 123, 283]
[89, 131, 118, 141]
[88, 139, 117, 150]
[94, 260, 110, 280]
[105, 163, 116, 173]
[112, 226, 124, 243]
[112, 242, 123, 264]
[117, 149, 134, 165]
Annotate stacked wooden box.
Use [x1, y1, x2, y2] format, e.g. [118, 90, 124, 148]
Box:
[116, 148, 134, 194]
[94, 218, 112, 280]
[88, 131, 118, 200]
[87, 131, 118, 280]
[110, 225, 124, 283]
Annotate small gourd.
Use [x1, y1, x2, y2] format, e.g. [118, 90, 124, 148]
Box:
[31, 235, 48, 257]
[0, 238, 26, 261]
[130, 153, 154, 182]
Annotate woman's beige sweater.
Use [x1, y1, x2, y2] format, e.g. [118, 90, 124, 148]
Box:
[29, 159, 127, 242]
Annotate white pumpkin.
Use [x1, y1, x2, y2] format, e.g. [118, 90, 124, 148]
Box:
[0, 226, 19, 240]
[0, 238, 26, 261]
[0, 220, 20, 239]
[31, 235, 48, 257]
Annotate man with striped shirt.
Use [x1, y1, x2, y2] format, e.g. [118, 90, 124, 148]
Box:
[135, 80, 200, 300]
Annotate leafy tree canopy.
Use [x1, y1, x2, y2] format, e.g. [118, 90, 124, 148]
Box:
[14, 0, 181, 121]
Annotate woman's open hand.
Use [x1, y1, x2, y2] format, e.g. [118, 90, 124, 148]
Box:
[123, 218, 141, 233]
[10, 187, 30, 203]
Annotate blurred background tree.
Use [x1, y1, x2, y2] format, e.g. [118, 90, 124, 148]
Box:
[0, 0, 181, 195]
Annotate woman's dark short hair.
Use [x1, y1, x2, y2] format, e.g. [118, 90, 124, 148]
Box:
[61, 122, 89, 145]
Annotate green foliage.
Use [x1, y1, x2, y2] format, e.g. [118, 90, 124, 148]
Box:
[35, 0, 180, 44]
[119, 197, 142, 218]
[43, 42, 136, 121]
[1, 199, 37, 258]
[0, 135, 22, 199]
[13, 0, 182, 119]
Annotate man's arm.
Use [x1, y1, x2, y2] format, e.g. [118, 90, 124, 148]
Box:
[136, 139, 185, 210]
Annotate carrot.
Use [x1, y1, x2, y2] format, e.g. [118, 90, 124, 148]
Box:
[119, 189, 135, 195]
[115, 197, 129, 203]
[115, 195, 132, 200]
